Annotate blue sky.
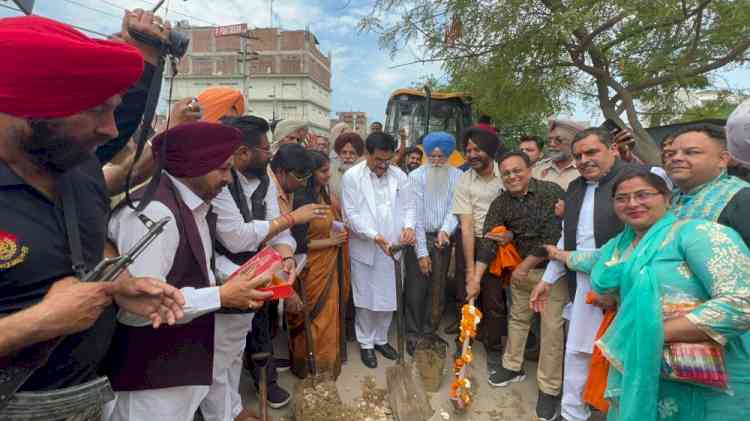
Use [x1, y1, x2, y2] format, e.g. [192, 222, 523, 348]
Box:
[1, 0, 442, 125]
[2, 0, 749, 126]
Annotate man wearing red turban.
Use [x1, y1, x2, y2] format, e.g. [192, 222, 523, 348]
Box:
[0, 13, 186, 421]
[106, 122, 274, 421]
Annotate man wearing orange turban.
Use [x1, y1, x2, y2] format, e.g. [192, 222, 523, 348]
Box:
[198, 87, 246, 122]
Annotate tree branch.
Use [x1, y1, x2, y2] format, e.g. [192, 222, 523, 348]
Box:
[571, 11, 629, 56]
[613, 38, 750, 102]
[600, 0, 713, 52]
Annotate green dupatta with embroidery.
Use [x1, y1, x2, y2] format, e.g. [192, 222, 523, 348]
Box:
[591, 212, 677, 420]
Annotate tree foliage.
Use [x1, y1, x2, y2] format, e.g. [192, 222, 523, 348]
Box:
[676, 93, 744, 123]
[361, 0, 750, 163]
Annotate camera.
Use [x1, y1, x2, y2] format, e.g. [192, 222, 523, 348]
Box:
[166, 30, 189, 58]
[128, 27, 190, 59]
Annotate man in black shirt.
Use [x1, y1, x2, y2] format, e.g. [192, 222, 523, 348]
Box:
[471, 151, 566, 421]
[0, 12, 184, 418]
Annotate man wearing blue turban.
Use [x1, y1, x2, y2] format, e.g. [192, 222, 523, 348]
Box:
[403, 132, 464, 355]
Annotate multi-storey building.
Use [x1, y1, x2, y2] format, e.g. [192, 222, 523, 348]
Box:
[332, 111, 368, 139]
[167, 22, 332, 135]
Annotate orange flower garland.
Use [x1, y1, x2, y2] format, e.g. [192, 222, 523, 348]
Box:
[449, 304, 482, 408]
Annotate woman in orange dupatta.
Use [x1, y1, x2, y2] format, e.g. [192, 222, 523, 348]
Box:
[288, 150, 351, 379]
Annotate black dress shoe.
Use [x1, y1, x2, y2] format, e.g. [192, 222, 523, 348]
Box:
[406, 340, 417, 357]
[374, 344, 399, 360]
[360, 348, 378, 368]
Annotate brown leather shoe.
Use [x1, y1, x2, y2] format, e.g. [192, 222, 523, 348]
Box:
[235, 408, 273, 421]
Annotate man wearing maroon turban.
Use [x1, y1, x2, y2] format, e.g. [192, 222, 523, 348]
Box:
[106, 122, 274, 421]
[0, 13, 186, 421]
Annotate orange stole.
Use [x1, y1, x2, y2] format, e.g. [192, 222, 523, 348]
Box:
[487, 226, 522, 286]
[582, 291, 616, 412]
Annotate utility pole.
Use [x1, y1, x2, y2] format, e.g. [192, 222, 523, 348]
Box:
[236, 30, 259, 109]
[269, 0, 274, 27]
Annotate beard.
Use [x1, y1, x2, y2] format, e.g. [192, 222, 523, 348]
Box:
[242, 156, 270, 179]
[426, 164, 451, 199]
[548, 149, 571, 162]
[23, 120, 95, 173]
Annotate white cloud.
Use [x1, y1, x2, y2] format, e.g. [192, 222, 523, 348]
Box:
[0, 0, 449, 122]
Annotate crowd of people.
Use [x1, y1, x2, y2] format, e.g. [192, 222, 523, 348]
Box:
[2, 10, 750, 421]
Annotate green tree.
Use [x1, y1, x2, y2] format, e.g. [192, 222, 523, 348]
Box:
[677, 94, 743, 123]
[362, 0, 750, 163]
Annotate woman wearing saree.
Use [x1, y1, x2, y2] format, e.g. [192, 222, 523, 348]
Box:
[542, 169, 750, 420]
[288, 150, 351, 379]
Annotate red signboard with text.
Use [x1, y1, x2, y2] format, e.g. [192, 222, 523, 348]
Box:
[215, 24, 248, 37]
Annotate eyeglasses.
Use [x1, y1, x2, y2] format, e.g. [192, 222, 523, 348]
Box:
[371, 156, 391, 166]
[613, 190, 662, 205]
[500, 168, 527, 178]
[548, 136, 567, 145]
[290, 171, 312, 182]
[253, 146, 271, 155]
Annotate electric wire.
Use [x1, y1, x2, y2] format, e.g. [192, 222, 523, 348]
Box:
[131, 0, 218, 26]
[0, 3, 22, 13]
[60, 0, 123, 19]
[1, 2, 111, 36]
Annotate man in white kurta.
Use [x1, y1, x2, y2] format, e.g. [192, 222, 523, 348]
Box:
[107, 173, 225, 421]
[342, 132, 416, 368]
[532, 128, 649, 421]
[209, 116, 308, 417]
[105, 122, 269, 421]
[540, 182, 602, 421]
[211, 177, 298, 418]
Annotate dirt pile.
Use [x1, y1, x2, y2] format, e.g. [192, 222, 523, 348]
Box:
[289, 376, 394, 421]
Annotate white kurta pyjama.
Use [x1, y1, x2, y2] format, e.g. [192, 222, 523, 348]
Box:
[542, 181, 603, 421]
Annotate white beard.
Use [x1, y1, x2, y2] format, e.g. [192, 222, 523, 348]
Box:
[426, 164, 451, 199]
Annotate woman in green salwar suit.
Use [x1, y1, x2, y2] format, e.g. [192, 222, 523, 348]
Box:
[545, 169, 750, 421]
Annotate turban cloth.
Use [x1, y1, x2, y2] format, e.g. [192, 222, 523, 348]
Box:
[549, 119, 587, 142]
[197, 87, 246, 122]
[727, 99, 750, 166]
[423, 131, 456, 157]
[477, 122, 498, 134]
[467, 127, 500, 158]
[330, 122, 351, 142]
[152, 122, 242, 177]
[272, 120, 307, 153]
[0, 16, 143, 119]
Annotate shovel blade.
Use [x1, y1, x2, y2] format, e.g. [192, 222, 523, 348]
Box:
[386, 363, 433, 421]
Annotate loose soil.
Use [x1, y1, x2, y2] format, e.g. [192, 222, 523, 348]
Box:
[287, 376, 394, 421]
[414, 337, 448, 392]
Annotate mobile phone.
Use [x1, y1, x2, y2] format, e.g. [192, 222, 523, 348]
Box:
[601, 118, 622, 135]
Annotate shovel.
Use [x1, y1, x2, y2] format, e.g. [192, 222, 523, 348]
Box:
[251, 352, 271, 421]
[385, 244, 433, 421]
[296, 273, 319, 381]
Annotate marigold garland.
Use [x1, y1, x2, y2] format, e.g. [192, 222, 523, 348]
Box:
[449, 304, 482, 409]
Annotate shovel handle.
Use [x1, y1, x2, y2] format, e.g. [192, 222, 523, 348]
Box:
[251, 352, 271, 421]
[389, 244, 406, 255]
[451, 298, 476, 411]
